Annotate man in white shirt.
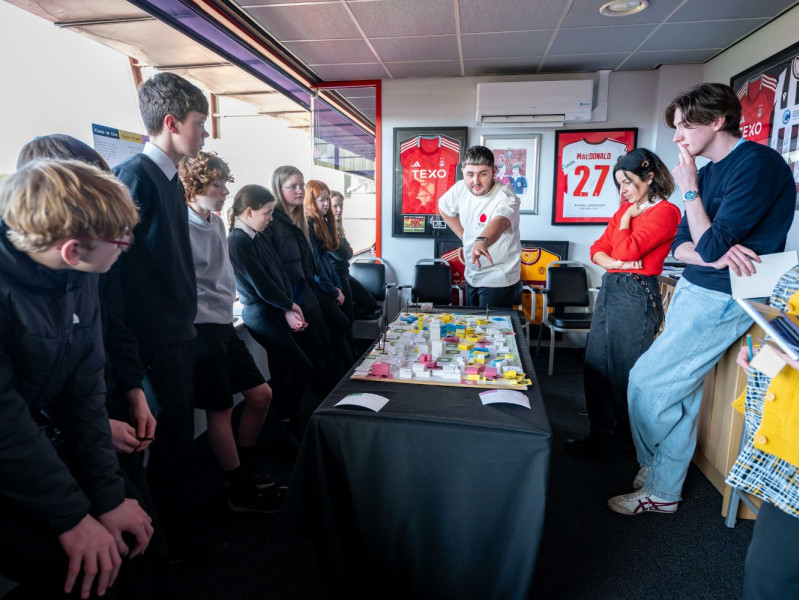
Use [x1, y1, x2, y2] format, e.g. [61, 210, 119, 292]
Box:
[438, 145, 522, 308]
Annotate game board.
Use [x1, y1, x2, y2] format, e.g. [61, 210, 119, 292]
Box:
[350, 311, 532, 390]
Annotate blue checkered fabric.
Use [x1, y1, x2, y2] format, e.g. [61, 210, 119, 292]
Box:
[726, 266, 799, 517]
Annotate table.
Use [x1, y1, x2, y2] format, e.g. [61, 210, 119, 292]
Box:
[281, 309, 551, 600]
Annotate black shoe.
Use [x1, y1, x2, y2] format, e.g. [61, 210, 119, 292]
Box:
[228, 485, 285, 514]
[170, 535, 229, 565]
[248, 471, 281, 490]
[564, 434, 618, 459]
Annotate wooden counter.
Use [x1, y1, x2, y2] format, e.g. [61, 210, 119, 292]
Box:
[658, 276, 761, 521]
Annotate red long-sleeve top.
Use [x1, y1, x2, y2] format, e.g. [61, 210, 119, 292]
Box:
[590, 200, 682, 276]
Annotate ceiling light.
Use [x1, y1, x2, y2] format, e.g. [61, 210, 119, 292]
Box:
[599, 0, 649, 17]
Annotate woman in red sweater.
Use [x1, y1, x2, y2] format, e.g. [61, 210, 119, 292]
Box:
[566, 148, 681, 459]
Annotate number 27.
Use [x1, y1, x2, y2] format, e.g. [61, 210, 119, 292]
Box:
[573, 164, 610, 197]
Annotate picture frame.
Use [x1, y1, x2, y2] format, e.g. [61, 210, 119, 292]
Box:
[392, 126, 468, 238]
[730, 40, 799, 208]
[552, 128, 637, 225]
[480, 133, 541, 214]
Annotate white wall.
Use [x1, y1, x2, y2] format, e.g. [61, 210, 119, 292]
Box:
[382, 69, 682, 287]
[0, 2, 142, 175]
[703, 5, 799, 252]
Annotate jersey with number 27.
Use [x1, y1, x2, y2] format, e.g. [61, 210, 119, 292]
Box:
[560, 139, 627, 218]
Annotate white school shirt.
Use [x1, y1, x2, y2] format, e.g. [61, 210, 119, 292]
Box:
[439, 181, 521, 288]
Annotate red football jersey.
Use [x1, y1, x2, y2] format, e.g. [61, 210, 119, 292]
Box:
[738, 73, 778, 145]
[400, 136, 460, 215]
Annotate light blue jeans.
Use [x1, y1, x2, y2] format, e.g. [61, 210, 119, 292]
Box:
[627, 278, 753, 501]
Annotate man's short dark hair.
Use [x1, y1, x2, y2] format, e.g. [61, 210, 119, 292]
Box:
[138, 72, 209, 135]
[664, 83, 742, 137]
[462, 145, 494, 168]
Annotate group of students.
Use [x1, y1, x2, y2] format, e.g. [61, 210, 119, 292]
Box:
[3, 68, 799, 599]
[0, 71, 374, 599]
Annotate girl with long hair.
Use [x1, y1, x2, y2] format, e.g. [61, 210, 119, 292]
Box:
[566, 148, 681, 459]
[270, 167, 354, 386]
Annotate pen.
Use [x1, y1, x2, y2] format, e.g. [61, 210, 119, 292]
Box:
[747, 334, 754, 361]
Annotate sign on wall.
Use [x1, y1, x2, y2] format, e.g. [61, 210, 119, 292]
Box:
[92, 123, 148, 168]
[551, 128, 637, 225]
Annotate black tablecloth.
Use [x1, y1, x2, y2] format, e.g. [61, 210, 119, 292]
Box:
[282, 309, 551, 600]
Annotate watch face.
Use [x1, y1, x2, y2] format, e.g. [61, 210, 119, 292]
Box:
[683, 190, 698, 201]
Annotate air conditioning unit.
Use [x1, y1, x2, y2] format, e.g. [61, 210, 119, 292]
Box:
[476, 80, 594, 127]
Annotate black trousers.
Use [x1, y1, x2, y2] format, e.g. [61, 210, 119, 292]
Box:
[138, 339, 196, 545]
[243, 302, 314, 420]
[583, 273, 662, 439]
[743, 500, 799, 600]
[466, 280, 522, 309]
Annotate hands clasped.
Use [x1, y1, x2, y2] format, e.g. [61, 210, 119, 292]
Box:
[58, 499, 153, 598]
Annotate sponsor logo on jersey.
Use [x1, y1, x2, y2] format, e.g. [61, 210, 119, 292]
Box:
[783, 109, 792, 125]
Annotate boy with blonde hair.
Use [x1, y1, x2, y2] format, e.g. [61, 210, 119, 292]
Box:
[0, 160, 153, 598]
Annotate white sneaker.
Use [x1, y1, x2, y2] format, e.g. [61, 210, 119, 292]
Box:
[633, 465, 650, 490]
[607, 489, 679, 515]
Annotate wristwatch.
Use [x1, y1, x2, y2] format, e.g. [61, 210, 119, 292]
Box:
[475, 236, 488, 244]
[682, 190, 700, 202]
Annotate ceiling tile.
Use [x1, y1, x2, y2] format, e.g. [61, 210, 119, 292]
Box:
[461, 30, 552, 59]
[350, 0, 454, 37]
[619, 48, 722, 71]
[669, 0, 799, 21]
[244, 4, 360, 41]
[540, 53, 628, 73]
[459, 0, 564, 33]
[385, 60, 462, 78]
[562, 0, 684, 27]
[372, 36, 459, 62]
[285, 39, 375, 65]
[640, 19, 768, 52]
[463, 57, 542, 76]
[310, 63, 389, 80]
[549, 25, 652, 55]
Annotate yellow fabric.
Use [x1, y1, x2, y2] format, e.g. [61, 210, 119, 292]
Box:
[749, 288, 799, 465]
[515, 248, 560, 325]
[753, 367, 799, 466]
[732, 388, 745, 415]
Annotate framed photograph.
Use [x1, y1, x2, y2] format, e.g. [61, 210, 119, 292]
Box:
[392, 126, 468, 238]
[480, 133, 541, 214]
[731, 40, 799, 208]
[552, 128, 637, 225]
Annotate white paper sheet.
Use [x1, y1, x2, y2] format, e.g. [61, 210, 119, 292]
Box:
[479, 389, 531, 409]
[335, 393, 390, 412]
[730, 251, 799, 299]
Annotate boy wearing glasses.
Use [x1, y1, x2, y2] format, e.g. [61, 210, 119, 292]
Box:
[112, 72, 222, 562]
[0, 160, 153, 598]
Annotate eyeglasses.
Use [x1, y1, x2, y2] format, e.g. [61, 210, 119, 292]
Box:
[78, 234, 134, 252]
[282, 183, 305, 192]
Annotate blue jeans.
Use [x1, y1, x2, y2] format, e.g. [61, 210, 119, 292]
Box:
[627, 277, 752, 501]
[584, 273, 663, 439]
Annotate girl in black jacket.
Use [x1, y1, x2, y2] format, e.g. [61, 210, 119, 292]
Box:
[270, 167, 354, 388]
[227, 185, 313, 454]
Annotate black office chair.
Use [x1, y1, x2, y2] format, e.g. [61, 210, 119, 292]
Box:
[400, 258, 463, 308]
[349, 257, 396, 338]
[536, 260, 594, 375]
